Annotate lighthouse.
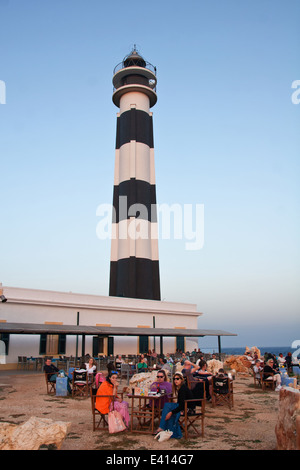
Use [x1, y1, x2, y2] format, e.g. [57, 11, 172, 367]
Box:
[109, 47, 161, 301]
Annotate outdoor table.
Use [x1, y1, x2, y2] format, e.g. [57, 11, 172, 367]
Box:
[128, 393, 164, 434]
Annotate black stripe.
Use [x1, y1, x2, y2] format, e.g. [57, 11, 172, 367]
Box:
[109, 258, 160, 300]
[112, 179, 157, 223]
[116, 109, 154, 149]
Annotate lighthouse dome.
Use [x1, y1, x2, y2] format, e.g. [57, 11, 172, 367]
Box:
[123, 47, 146, 68]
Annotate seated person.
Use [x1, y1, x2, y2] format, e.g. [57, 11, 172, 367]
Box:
[253, 360, 263, 381]
[165, 353, 174, 364]
[96, 372, 129, 427]
[285, 352, 293, 373]
[277, 353, 286, 366]
[156, 356, 166, 369]
[196, 354, 204, 366]
[44, 358, 72, 393]
[180, 353, 190, 365]
[215, 368, 228, 377]
[85, 357, 97, 384]
[156, 357, 172, 375]
[271, 354, 279, 370]
[181, 360, 199, 383]
[195, 360, 213, 380]
[263, 359, 282, 391]
[149, 369, 172, 408]
[44, 358, 59, 380]
[181, 360, 211, 402]
[115, 355, 125, 372]
[155, 372, 193, 439]
[161, 360, 172, 375]
[193, 359, 213, 400]
[137, 357, 148, 373]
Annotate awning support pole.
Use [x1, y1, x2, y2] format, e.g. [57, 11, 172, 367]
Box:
[218, 335, 221, 355]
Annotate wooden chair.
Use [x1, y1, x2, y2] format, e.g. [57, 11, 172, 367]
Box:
[45, 372, 57, 395]
[72, 370, 89, 398]
[261, 371, 276, 391]
[180, 397, 205, 439]
[251, 366, 262, 389]
[91, 393, 113, 431]
[170, 395, 205, 439]
[91, 390, 124, 431]
[211, 376, 234, 409]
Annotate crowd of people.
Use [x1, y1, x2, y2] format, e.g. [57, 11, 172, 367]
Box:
[97, 350, 226, 436]
[44, 347, 296, 438]
[244, 349, 297, 392]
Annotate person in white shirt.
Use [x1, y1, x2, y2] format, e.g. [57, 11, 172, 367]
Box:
[85, 357, 97, 384]
[277, 353, 286, 366]
[253, 359, 263, 380]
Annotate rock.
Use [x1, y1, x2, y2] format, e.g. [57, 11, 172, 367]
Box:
[0, 416, 71, 450]
[129, 371, 158, 389]
[244, 346, 261, 358]
[175, 363, 184, 373]
[250, 346, 261, 359]
[275, 387, 300, 450]
[207, 359, 223, 374]
[224, 355, 252, 374]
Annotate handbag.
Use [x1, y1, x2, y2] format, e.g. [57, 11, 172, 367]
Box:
[108, 410, 126, 434]
[154, 430, 173, 442]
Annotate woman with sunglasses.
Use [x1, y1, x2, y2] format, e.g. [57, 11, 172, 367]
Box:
[154, 372, 193, 439]
[96, 371, 130, 427]
[149, 369, 172, 408]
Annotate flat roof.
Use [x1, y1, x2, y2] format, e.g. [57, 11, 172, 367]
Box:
[0, 322, 236, 337]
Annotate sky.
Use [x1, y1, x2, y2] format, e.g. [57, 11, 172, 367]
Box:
[0, 0, 299, 350]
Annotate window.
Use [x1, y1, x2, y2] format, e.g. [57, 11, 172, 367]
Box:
[92, 336, 104, 356]
[139, 335, 149, 354]
[92, 336, 114, 356]
[176, 336, 185, 352]
[39, 334, 66, 355]
[0, 333, 9, 355]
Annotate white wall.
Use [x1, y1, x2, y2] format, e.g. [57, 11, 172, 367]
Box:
[0, 285, 200, 364]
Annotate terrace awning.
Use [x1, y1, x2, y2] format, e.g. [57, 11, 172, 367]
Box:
[0, 322, 236, 338]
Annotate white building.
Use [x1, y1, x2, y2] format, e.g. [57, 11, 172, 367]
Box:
[0, 284, 235, 369]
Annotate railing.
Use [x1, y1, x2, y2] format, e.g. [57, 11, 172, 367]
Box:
[113, 60, 156, 77]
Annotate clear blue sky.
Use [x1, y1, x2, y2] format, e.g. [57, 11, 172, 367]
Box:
[0, 0, 299, 350]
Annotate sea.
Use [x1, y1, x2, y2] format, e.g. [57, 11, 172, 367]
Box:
[201, 346, 300, 359]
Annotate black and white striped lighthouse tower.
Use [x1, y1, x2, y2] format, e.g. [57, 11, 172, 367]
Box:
[109, 47, 161, 301]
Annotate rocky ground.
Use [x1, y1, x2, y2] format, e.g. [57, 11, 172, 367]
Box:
[0, 370, 280, 451]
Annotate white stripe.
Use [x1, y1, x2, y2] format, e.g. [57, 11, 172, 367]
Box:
[118, 142, 153, 184]
[119, 92, 150, 114]
[114, 149, 120, 185]
[111, 221, 159, 262]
